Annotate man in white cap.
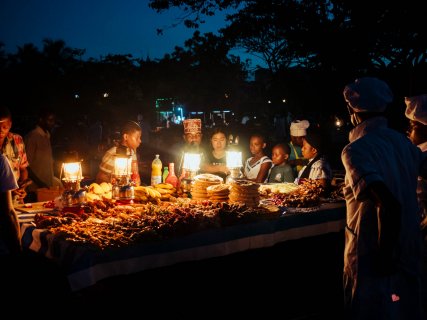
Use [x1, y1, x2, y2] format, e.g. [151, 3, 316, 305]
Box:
[341, 77, 425, 319]
[288, 119, 310, 175]
[405, 94, 427, 232]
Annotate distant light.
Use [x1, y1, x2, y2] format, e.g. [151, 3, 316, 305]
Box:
[267, 100, 272, 104]
[225, 93, 229, 98]
[282, 99, 286, 103]
[74, 94, 80, 99]
[103, 92, 109, 98]
[335, 116, 344, 129]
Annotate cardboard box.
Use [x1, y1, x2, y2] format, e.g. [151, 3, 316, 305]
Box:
[36, 187, 62, 202]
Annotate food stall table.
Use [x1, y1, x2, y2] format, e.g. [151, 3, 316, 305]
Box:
[21, 202, 346, 291]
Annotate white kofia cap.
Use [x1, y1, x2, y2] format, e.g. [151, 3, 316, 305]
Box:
[290, 120, 310, 137]
[343, 77, 393, 112]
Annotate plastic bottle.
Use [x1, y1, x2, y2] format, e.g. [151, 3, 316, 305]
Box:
[162, 166, 169, 183]
[151, 154, 162, 186]
[165, 162, 179, 188]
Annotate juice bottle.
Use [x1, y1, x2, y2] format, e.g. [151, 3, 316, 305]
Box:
[165, 162, 179, 188]
[162, 166, 169, 183]
[151, 154, 163, 186]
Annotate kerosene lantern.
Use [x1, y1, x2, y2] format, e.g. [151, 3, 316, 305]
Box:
[226, 149, 243, 183]
[111, 146, 134, 203]
[181, 152, 201, 192]
[60, 161, 86, 209]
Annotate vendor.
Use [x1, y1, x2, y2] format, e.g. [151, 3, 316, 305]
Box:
[200, 127, 229, 181]
[96, 120, 142, 186]
[174, 118, 206, 177]
[288, 119, 310, 176]
[295, 128, 332, 189]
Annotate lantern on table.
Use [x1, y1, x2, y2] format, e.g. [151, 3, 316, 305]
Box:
[60, 161, 85, 208]
[226, 150, 243, 183]
[181, 152, 201, 192]
[111, 146, 134, 203]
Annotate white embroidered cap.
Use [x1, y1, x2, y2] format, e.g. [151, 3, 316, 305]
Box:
[343, 77, 393, 112]
[290, 120, 310, 137]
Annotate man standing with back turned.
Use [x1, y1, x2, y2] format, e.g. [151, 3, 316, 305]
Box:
[341, 77, 425, 319]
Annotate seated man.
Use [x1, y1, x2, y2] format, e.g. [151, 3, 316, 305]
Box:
[173, 119, 206, 178]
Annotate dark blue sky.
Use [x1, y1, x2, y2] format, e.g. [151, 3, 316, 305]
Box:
[0, 0, 239, 61]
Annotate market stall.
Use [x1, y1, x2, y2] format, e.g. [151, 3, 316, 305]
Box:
[19, 201, 345, 291]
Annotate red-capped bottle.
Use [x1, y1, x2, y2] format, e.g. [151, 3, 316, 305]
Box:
[165, 162, 179, 188]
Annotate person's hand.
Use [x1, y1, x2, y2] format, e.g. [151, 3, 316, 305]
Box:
[12, 188, 27, 204]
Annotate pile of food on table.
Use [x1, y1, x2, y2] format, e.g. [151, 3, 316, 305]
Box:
[29, 173, 344, 250]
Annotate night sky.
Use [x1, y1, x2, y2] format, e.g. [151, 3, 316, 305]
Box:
[0, 0, 233, 61]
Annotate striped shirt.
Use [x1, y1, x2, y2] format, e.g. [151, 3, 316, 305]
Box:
[99, 146, 138, 175]
[1, 132, 29, 181]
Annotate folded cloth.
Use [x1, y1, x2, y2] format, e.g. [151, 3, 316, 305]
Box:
[405, 94, 427, 125]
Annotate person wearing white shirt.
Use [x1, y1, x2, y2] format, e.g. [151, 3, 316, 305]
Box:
[342, 77, 425, 319]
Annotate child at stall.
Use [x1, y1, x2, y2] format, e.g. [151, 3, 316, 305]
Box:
[294, 128, 332, 189]
[268, 143, 294, 183]
[243, 133, 272, 183]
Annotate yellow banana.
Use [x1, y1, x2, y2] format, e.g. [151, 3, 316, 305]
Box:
[146, 186, 161, 198]
[155, 183, 173, 189]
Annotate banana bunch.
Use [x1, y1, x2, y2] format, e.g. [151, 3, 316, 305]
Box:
[134, 185, 161, 203]
[134, 183, 177, 202]
[153, 183, 178, 201]
[86, 182, 113, 201]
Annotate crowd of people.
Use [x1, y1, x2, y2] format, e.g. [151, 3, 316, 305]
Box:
[1, 76, 426, 319]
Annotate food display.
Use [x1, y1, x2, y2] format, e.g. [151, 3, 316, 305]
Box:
[269, 180, 324, 208]
[258, 182, 299, 197]
[191, 173, 223, 200]
[206, 184, 230, 201]
[25, 176, 343, 250]
[229, 179, 260, 207]
[86, 182, 113, 201]
[33, 199, 279, 249]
